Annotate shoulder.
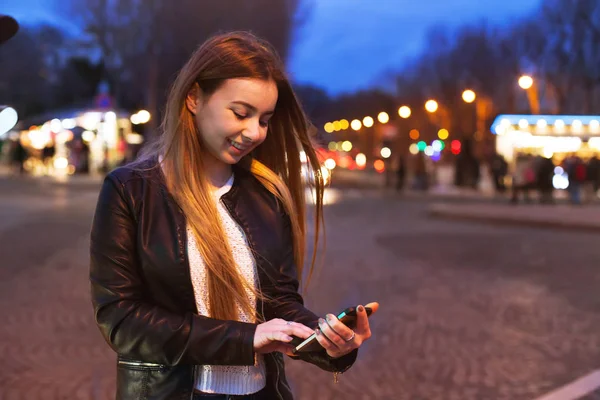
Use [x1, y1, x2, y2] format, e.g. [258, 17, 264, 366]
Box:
[106, 157, 160, 187]
[102, 157, 165, 214]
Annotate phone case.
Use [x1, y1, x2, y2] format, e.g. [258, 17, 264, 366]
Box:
[292, 306, 372, 354]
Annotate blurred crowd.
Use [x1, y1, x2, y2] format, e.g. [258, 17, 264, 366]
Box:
[385, 145, 600, 206]
[509, 153, 600, 205]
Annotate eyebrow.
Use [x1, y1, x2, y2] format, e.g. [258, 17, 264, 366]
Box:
[232, 101, 275, 116]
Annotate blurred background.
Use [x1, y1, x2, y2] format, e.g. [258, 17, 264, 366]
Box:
[2, 1, 600, 399]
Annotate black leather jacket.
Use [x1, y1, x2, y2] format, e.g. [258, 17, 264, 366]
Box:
[90, 158, 356, 400]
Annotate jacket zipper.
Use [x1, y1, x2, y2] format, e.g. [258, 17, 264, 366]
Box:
[189, 365, 197, 400]
[220, 199, 283, 400]
[178, 216, 199, 400]
[273, 354, 283, 400]
[117, 360, 166, 369]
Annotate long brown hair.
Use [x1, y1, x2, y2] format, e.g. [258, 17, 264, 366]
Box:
[141, 32, 324, 322]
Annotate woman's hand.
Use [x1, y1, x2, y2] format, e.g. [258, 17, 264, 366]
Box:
[314, 302, 379, 359]
[253, 318, 314, 355]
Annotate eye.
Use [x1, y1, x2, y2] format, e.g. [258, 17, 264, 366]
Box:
[232, 110, 247, 120]
[259, 120, 270, 128]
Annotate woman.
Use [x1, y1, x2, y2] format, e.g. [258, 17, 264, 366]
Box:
[90, 32, 377, 400]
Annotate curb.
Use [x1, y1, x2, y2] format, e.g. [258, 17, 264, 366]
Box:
[428, 204, 600, 233]
[0, 174, 104, 186]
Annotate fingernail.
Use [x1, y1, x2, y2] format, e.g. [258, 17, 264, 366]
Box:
[358, 305, 364, 312]
[315, 328, 321, 335]
[318, 318, 325, 325]
[325, 314, 331, 321]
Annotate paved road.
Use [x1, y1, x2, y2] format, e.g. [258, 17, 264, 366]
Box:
[1, 176, 600, 399]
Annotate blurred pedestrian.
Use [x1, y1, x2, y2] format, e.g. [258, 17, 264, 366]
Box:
[454, 138, 480, 189]
[565, 155, 585, 205]
[584, 156, 600, 203]
[11, 139, 27, 175]
[90, 32, 377, 400]
[79, 140, 90, 173]
[395, 154, 406, 191]
[413, 152, 428, 190]
[510, 154, 535, 204]
[490, 152, 508, 194]
[384, 157, 394, 188]
[42, 142, 56, 175]
[536, 155, 555, 204]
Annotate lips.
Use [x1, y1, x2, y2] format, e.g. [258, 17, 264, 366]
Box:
[228, 138, 247, 152]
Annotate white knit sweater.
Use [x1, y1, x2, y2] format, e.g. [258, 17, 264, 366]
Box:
[187, 175, 267, 395]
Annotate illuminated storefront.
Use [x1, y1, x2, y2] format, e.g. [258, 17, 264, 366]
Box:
[19, 109, 143, 176]
[491, 114, 600, 164]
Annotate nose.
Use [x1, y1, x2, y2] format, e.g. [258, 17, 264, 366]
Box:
[242, 118, 263, 143]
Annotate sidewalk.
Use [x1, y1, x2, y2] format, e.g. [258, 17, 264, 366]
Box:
[0, 164, 104, 186]
[429, 202, 600, 232]
[332, 168, 578, 204]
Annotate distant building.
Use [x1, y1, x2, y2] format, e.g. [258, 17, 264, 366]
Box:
[16, 107, 142, 176]
[491, 114, 600, 164]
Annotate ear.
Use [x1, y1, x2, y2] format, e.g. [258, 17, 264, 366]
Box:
[185, 84, 202, 115]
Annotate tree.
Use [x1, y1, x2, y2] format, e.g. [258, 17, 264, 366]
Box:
[515, 0, 600, 113]
[68, 0, 305, 136]
[395, 23, 508, 140]
[293, 84, 332, 124]
[0, 24, 65, 119]
[52, 58, 106, 108]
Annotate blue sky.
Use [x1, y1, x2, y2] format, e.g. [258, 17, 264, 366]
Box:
[288, 0, 542, 95]
[4, 0, 542, 96]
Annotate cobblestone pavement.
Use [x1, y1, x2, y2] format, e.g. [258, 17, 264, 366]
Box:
[1, 177, 600, 399]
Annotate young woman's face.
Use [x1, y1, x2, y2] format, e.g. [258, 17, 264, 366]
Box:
[187, 78, 278, 166]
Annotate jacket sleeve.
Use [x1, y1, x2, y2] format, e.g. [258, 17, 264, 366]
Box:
[269, 211, 357, 373]
[90, 174, 257, 367]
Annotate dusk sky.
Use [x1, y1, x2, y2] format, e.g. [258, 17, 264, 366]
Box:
[4, 0, 542, 96]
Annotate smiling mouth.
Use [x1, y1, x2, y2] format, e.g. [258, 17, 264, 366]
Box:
[228, 138, 247, 151]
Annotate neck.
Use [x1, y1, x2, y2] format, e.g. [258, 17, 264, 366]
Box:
[203, 156, 232, 189]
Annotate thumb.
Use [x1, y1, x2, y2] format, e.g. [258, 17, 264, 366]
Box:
[355, 305, 370, 334]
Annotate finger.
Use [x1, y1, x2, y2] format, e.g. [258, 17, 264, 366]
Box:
[314, 328, 338, 353]
[290, 321, 315, 336]
[324, 314, 354, 340]
[318, 318, 346, 348]
[354, 305, 371, 337]
[364, 302, 379, 315]
[270, 331, 293, 343]
[282, 322, 315, 339]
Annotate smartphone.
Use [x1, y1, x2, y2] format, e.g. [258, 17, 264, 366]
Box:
[291, 306, 373, 354]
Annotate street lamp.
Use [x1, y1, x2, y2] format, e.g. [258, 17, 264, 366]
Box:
[462, 90, 476, 104]
[351, 119, 362, 131]
[398, 106, 411, 119]
[131, 110, 151, 125]
[0, 106, 18, 136]
[425, 100, 438, 113]
[380, 147, 392, 159]
[518, 75, 539, 114]
[518, 75, 534, 90]
[377, 112, 389, 124]
[462, 90, 477, 136]
[363, 116, 374, 128]
[341, 140, 353, 152]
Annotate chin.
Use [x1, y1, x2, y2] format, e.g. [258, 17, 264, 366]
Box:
[221, 153, 242, 165]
